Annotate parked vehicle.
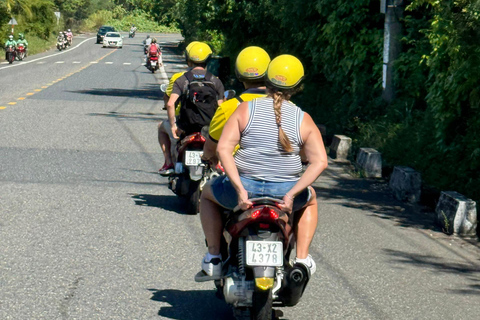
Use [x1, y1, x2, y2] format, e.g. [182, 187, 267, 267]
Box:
[96, 25, 115, 44]
[102, 32, 123, 49]
[15, 43, 25, 61]
[195, 197, 311, 320]
[5, 45, 16, 64]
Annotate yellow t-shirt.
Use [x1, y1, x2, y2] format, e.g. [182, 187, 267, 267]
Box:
[209, 89, 267, 142]
[166, 71, 185, 116]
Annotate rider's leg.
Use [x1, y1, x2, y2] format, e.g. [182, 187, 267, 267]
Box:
[158, 121, 173, 167]
[200, 181, 223, 255]
[294, 187, 318, 259]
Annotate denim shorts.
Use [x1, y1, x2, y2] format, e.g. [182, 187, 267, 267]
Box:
[210, 175, 311, 211]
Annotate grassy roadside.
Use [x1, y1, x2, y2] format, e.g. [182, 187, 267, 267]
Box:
[26, 33, 58, 56]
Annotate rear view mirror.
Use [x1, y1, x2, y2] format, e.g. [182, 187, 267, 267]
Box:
[224, 90, 236, 101]
[160, 84, 167, 92]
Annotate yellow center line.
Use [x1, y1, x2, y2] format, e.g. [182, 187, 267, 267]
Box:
[8, 102, 16, 105]
[26, 92, 34, 96]
[41, 86, 48, 89]
[34, 89, 42, 92]
[0, 107, 6, 109]
[17, 97, 26, 100]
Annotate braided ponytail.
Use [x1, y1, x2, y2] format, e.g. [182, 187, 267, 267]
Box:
[272, 91, 293, 152]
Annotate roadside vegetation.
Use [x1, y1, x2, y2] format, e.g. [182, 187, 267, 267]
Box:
[1, 0, 479, 203]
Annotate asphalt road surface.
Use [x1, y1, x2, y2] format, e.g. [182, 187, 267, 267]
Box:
[1, 33, 479, 320]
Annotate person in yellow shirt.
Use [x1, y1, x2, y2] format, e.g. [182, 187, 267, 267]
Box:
[157, 41, 200, 175]
[201, 46, 271, 165]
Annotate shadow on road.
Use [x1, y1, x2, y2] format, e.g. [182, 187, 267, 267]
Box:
[383, 248, 480, 295]
[70, 84, 164, 101]
[314, 168, 439, 231]
[87, 111, 165, 122]
[131, 193, 194, 215]
[148, 288, 234, 320]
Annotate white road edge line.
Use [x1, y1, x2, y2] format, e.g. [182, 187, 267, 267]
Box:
[159, 56, 169, 85]
[0, 37, 96, 71]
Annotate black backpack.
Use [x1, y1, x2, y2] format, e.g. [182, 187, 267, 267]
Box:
[178, 71, 219, 134]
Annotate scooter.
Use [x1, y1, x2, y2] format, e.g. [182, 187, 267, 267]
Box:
[6, 45, 16, 64]
[196, 198, 310, 320]
[129, 30, 135, 38]
[168, 130, 207, 215]
[16, 43, 26, 61]
[56, 39, 65, 51]
[147, 55, 160, 73]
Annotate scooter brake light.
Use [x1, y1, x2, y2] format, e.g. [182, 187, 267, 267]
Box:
[251, 209, 261, 219]
[269, 208, 279, 219]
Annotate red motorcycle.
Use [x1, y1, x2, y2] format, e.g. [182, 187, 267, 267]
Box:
[168, 130, 207, 215]
[5, 45, 15, 64]
[196, 198, 310, 320]
[16, 43, 26, 61]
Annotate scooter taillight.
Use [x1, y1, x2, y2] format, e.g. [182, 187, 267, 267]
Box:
[250, 206, 280, 220]
[186, 134, 205, 143]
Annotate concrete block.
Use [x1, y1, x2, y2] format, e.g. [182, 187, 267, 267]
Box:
[435, 191, 477, 237]
[329, 135, 352, 161]
[356, 148, 382, 178]
[389, 166, 421, 203]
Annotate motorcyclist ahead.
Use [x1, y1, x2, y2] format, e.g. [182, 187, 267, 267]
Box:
[4, 35, 17, 60]
[202, 46, 271, 165]
[16, 33, 28, 55]
[145, 38, 161, 69]
[157, 41, 199, 175]
[159, 42, 225, 175]
[198, 54, 329, 279]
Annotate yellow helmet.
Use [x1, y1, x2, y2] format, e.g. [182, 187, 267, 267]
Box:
[235, 46, 271, 81]
[267, 54, 304, 89]
[187, 42, 212, 63]
[185, 41, 200, 58]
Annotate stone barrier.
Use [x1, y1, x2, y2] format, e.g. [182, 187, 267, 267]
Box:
[356, 148, 382, 178]
[389, 166, 421, 203]
[435, 191, 477, 237]
[329, 135, 352, 161]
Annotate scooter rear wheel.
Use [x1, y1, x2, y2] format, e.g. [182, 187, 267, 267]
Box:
[251, 289, 273, 320]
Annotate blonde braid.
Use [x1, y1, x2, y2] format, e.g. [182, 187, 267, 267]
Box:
[272, 91, 293, 152]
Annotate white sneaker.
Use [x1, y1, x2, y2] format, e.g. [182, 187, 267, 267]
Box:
[294, 254, 316, 276]
[201, 256, 222, 278]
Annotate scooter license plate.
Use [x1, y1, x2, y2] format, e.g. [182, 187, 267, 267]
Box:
[184, 151, 203, 166]
[246, 241, 283, 267]
[151, 61, 157, 66]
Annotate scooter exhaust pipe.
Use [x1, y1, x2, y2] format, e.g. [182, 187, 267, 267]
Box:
[277, 263, 310, 306]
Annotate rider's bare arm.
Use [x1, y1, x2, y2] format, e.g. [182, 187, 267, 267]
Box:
[217, 101, 249, 197]
[286, 112, 328, 199]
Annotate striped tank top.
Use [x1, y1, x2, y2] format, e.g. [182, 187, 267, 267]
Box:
[234, 97, 304, 182]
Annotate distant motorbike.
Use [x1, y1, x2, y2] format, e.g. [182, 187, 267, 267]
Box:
[5, 45, 16, 64]
[67, 35, 73, 46]
[56, 39, 65, 51]
[147, 55, 160, 73]
[129, 30, 135, 38]
[16, 43, 26, 61]
[196, 197, 311, 320]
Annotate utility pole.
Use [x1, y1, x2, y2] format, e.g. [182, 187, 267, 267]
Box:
[381, 0, 404, 103]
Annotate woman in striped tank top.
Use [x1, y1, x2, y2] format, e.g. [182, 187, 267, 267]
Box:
[199, 55, 328, 278]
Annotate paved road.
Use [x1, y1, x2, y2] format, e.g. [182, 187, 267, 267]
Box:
[1, 33, 479, 320]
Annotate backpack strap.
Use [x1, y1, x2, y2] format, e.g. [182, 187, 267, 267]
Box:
[184, 70, 195, 83]
[235, 96, 244, 103]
